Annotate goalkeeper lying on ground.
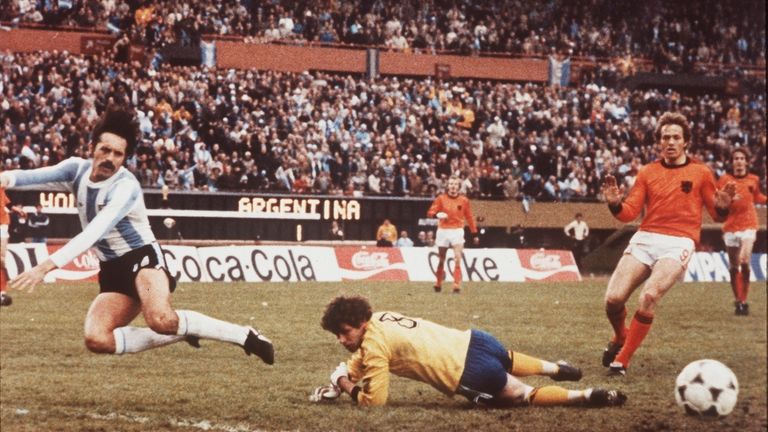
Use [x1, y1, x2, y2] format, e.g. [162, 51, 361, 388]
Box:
[315, 295, 626, 408]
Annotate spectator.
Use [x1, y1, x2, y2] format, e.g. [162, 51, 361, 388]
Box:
[564, 213, 589, 268]
[26, 204, 50, 243]
[376, 218, 397, 247]
[329, 220, 344, 241]
[425, 230, 436, 247]
[414, 230, 428, 247]
[395, 230, 414, 247]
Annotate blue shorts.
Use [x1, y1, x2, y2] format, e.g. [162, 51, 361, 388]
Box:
[456, 329, 510, 403]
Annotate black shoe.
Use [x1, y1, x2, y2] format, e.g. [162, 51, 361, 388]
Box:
[185, 335, 201, 348]
[0, 292, 12, 307]
[587, 389, 627, 407]
[735, 302, 750, 316]
[433, 285, 442, 293]
[551, 360, 582, 381]
[602, 341, 623, 367]
[607, 362, 626, 377]
[452, 287, 461, 294]
[243, 328, 274, 365]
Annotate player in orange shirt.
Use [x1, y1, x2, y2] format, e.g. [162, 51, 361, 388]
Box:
[426, 176, 479, 293]
[600, 112, 735, 376]
[718, 148, 767, 315]
[1, 188, 11, 306]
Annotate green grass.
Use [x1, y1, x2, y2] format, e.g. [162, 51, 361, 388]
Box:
[1, 281, 765, 431]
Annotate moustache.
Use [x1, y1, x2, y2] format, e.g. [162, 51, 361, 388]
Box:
[99, 162, 116, 170]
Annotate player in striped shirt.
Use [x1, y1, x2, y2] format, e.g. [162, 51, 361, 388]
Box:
[600, 112, 735, 376]
[0, 106, 274, 364]
[718, 148, 767, 315]
[319, 295, 626, 408]
[426, 175, 479, 293]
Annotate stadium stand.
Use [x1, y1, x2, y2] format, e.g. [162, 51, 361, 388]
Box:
[3, 0, 765, 69]
[0, 49, 765, 202]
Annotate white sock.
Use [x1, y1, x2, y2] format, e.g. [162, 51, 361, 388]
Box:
[569, 389, 590, 402]
[113, 327, 186, 355]
[541, 360, 558, 375]
[522, 384, 535, 403]
[175, 310, 248, 345]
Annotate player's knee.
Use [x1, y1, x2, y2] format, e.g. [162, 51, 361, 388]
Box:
[84, 332, 114, 354]
[145, 311, 179, 335]
[641, 291, 661, 309]
[604, 295, 625, 309]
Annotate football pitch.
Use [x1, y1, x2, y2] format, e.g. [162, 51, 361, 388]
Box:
[1, 280, 765, 431]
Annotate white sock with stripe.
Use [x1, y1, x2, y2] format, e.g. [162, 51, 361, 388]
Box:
[175, 310, 248, 345]
[113, 327, 186, 354]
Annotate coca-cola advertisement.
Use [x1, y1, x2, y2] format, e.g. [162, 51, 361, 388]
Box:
[48, 245, 100, 282]
[516, 249, 581, 281]
[334, 247, 409, 281]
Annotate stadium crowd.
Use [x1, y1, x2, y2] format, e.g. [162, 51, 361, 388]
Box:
[0, 49, 765, 202]
[3, 0, 765, 68]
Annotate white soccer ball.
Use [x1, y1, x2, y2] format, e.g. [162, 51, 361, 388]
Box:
[675, 359, 739, 417]
[309, 384, 340, 402]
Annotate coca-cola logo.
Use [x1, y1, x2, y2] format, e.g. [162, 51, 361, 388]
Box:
[71, 250, 100, 270]
[529, 252, 562, 271]
[351, 251, 391, 270]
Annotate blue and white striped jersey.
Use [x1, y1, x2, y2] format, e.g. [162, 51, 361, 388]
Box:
[3, 158, 156, 266]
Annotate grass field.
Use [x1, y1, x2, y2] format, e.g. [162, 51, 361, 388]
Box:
[0, 280, 765, 432]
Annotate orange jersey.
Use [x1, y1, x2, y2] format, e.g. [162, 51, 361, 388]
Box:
[718, 173, 766, 232]
[612, 159, 720, 244]
[427, 194, 478, 233]
[0, 188, 9, 225]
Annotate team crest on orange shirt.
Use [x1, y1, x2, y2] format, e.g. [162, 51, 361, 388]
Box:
[681, 181, 692, 193]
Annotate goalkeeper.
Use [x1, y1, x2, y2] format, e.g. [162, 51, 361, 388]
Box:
[317, 295, 626, 408]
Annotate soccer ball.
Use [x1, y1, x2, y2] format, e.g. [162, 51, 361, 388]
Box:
[675, 359, 738, 417]
[309, 384, 340, 402]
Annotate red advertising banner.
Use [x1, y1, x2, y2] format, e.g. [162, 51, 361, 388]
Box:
[47, 245, 100, 282]
[516, 249, 581, 281]
[334, 247, 409, 281]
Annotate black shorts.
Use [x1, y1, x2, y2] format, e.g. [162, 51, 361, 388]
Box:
[98, 243, 177, 300]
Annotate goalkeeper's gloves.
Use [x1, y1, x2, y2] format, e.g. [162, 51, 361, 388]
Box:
[330, 361, 349, 386]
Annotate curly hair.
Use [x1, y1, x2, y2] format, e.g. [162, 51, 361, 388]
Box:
[654, 112, 691, 144]
[90, 104, 139, 157]
[321, 295, 373, 335]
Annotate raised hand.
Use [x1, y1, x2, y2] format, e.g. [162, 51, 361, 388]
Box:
[601, 175, 624, 205]
[714, 181, 736, 209]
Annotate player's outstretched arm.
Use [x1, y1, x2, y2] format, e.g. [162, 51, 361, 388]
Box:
[10, 258, 57, 294]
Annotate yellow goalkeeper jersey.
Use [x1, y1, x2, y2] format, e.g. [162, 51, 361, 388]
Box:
[346, 311, 472, 406]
